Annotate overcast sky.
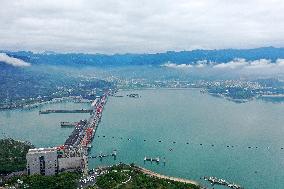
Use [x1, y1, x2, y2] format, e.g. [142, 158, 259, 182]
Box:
[0, 0, 284, 53]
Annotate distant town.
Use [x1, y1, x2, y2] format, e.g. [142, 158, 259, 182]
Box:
[116, 78, 284, 103]
[1, 77, 284, 111]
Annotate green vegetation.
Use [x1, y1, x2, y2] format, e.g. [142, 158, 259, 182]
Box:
[0, 138, 34, 174]
[4, 172, 80, 189]
[90, 164, 200, 189]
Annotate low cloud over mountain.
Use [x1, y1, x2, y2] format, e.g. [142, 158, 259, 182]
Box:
[162, 58, 284, 77]
[0, 53, 31, 67]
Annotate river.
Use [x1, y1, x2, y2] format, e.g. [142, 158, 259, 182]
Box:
[1, 89, 283, 189]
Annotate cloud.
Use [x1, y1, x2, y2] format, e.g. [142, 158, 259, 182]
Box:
[162, 58, 284, 77]
[213, 58, 248, 69]
[212, 58, 284, 71]
[195, 60, 207, 68]
[162, 61, 192, 69]
[0, 53, 31, 67]
[0, 0, 284, 53]
[247, 59, 273, 69]
[276, 59, 284, 66]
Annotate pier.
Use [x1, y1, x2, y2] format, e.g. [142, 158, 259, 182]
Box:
[39, 109, 93, 114]
[204, 176, 243, 189]
[48, 90, 112, 175]
[40, 92, 109, 149]
[61, 91, 110, 153]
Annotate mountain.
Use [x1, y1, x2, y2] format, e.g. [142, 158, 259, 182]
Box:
[1, 47, 284, 67]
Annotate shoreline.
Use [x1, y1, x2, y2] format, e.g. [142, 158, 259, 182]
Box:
[133, 165, 199, 186]
[4, 87, 284, 112]
[119, 87, 202, 91]
[0, 96, 92, 111]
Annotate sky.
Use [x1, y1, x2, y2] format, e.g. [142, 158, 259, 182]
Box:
[0, 0, 284, 54]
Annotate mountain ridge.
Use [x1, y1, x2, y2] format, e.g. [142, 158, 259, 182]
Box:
[1, 46, 284, 67]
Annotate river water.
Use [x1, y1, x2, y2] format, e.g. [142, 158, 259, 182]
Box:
[89, 89, 284, 189]
[0, 101, 91, 147]
[0, 89, 283, 189]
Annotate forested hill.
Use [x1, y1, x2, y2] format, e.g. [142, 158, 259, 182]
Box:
[2, 47, 284, 67]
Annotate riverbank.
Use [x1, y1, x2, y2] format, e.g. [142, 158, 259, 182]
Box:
[92, 163, 200, 189]
[0, 96, 92, 111]
[0, 138, 34, 175]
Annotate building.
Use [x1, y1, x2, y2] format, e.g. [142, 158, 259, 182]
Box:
[26, 147, 58, 176]
[26, 147, 86, 176]
[58, 157, 85, 172]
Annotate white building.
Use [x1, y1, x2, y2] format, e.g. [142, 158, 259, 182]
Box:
[26, 147, 86, 176]
[26, 147, 58, 176]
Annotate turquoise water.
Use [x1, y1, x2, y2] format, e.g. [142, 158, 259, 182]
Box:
[89, 89, 284, 189]
[0, 102, 91, 147]
[1, 90, 283, 188]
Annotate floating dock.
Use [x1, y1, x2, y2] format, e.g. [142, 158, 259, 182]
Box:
[89, 150, 117, 159]
[60, 122, 78, 127]
[144, 156, 160, 163]
[127, 93, 140, 98]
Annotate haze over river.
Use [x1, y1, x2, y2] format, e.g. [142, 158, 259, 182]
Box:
[1, 89, 283, 189]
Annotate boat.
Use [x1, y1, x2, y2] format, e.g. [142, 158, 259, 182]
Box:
[87, 143, 92, 151]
